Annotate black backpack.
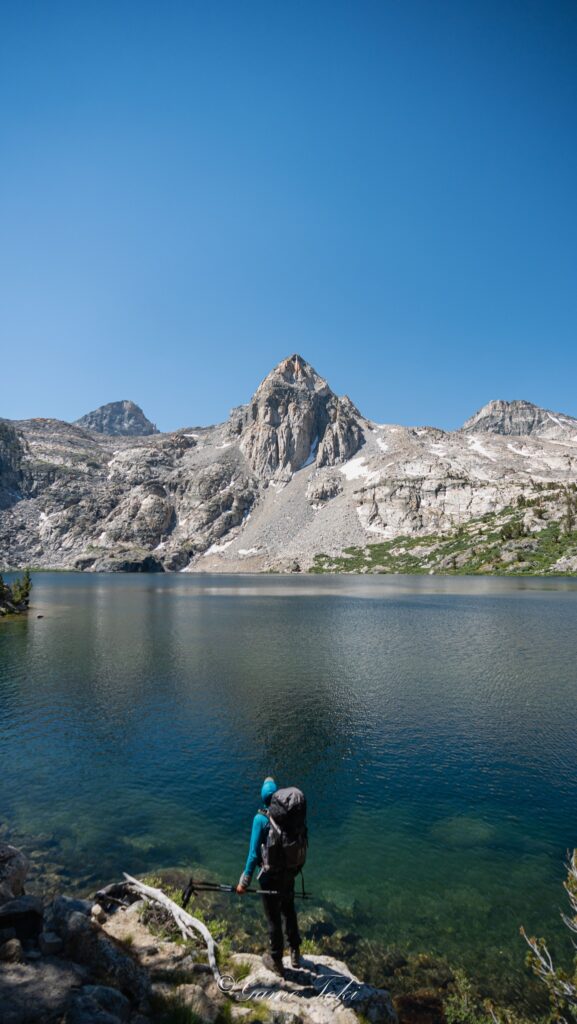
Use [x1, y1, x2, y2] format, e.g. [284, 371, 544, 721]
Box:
[261, 786, 308, 873]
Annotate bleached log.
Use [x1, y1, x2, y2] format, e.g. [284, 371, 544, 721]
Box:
[122, 872, 221, 982]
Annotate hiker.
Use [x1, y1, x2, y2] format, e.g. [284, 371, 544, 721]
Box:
[236, 777, 307, 977]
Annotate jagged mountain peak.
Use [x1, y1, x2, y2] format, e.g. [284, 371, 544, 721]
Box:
[75, 400, 158, 437]
[233, 354, 364, 479]
[462, 399, 577, 437]
[256, 354, 329, 395]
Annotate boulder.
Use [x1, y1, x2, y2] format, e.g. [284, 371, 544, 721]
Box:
[52, 895, 93, 919]
[62, 915, 150, 1004]
[0, 895, 43, 943]
[46, 895, 92, 939]
[0, 938, 23, 962]
[66, 984, 131, 1023]
[66, 1003, 122, 1024]
[91, 903, 107, 923]
[39, 930, 64, 955]
[0, 957, 86, 1024]
[174, 982, 223, 1023]
[306, 474, 343, 504]
[0, 844, 29, 904]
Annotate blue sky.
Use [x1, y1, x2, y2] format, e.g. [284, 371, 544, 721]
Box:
[1, 0, 576, 431]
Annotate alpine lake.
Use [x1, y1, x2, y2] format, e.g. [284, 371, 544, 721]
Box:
[1, 571, 576, 1012]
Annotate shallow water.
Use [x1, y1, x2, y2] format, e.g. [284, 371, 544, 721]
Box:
[1, 572, 576, 1001]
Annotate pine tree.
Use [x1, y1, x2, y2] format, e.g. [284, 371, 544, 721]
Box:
[11, 568, 32, 608]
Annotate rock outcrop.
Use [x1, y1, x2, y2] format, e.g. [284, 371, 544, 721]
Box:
[229, 952, 396, 1023]
[1, 357, 577, 574]
[0, 421, 29, 510]
[461, 399, 577, 438]
[0, 849, 151, 1024]
[75, 400, 158, 437]
[235, 354, 364, 480]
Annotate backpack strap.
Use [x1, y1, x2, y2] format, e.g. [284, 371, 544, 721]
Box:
[266, 811, 283, 836]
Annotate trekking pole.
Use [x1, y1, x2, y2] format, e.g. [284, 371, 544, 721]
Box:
[181, 877, 313, 908]
[235, 883, 313, 898]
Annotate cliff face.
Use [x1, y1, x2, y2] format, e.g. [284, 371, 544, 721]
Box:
[75, 400, 158, 436]
[234, 355, 364, 479]
[1, 358, 576, 573]
[0, 422, 30, 510]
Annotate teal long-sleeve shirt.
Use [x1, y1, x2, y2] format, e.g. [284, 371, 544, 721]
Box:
[241, 811, 269, 883]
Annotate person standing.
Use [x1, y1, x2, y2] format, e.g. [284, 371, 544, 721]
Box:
[236, 777, 307, 977]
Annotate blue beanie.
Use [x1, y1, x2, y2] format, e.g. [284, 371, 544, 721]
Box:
[261, 777, 278, 806]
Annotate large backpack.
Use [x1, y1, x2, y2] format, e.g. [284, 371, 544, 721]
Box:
[261, 786, 308, 873]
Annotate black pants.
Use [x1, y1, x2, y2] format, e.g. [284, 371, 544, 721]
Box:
[260, 870, 301, 960]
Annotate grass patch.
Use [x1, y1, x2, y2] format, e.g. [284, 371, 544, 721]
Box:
[230, 959, 251, 982]
[236, 1001, 270, 1021]
[301, 937, 322, 954]
[310, 505, 577, 577]
[149, 992, 205, 1024]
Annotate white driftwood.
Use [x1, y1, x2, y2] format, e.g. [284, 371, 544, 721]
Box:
[122, 872, 221, 982]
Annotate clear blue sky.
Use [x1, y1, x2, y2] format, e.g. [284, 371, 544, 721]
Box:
[1, 0, 576, 431]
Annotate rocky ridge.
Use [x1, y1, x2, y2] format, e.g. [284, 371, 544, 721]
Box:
[461, 398, 577, 439]
[75, 401, 158, 437]
[1, 356, 576, 574]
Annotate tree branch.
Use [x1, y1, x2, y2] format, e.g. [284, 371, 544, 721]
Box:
[122, 872, 222, 983]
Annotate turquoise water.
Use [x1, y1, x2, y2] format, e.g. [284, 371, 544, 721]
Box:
[1, 572, 577, 1002]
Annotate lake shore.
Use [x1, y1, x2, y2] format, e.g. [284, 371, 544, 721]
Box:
[0, 839, 548, 1024]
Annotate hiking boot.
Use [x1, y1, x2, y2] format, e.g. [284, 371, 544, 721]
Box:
[290, 947, 301, 969]
[262, 953, 284, 977]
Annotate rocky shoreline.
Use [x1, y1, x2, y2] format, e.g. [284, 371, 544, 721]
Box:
[0, 836, 547, 1024]
[0, 841, 399, 1024]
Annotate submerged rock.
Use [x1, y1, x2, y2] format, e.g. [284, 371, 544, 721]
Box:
[429, 816, 496, 849]
[394, 989, 445, 1024]
[0, 844, 29, 903]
